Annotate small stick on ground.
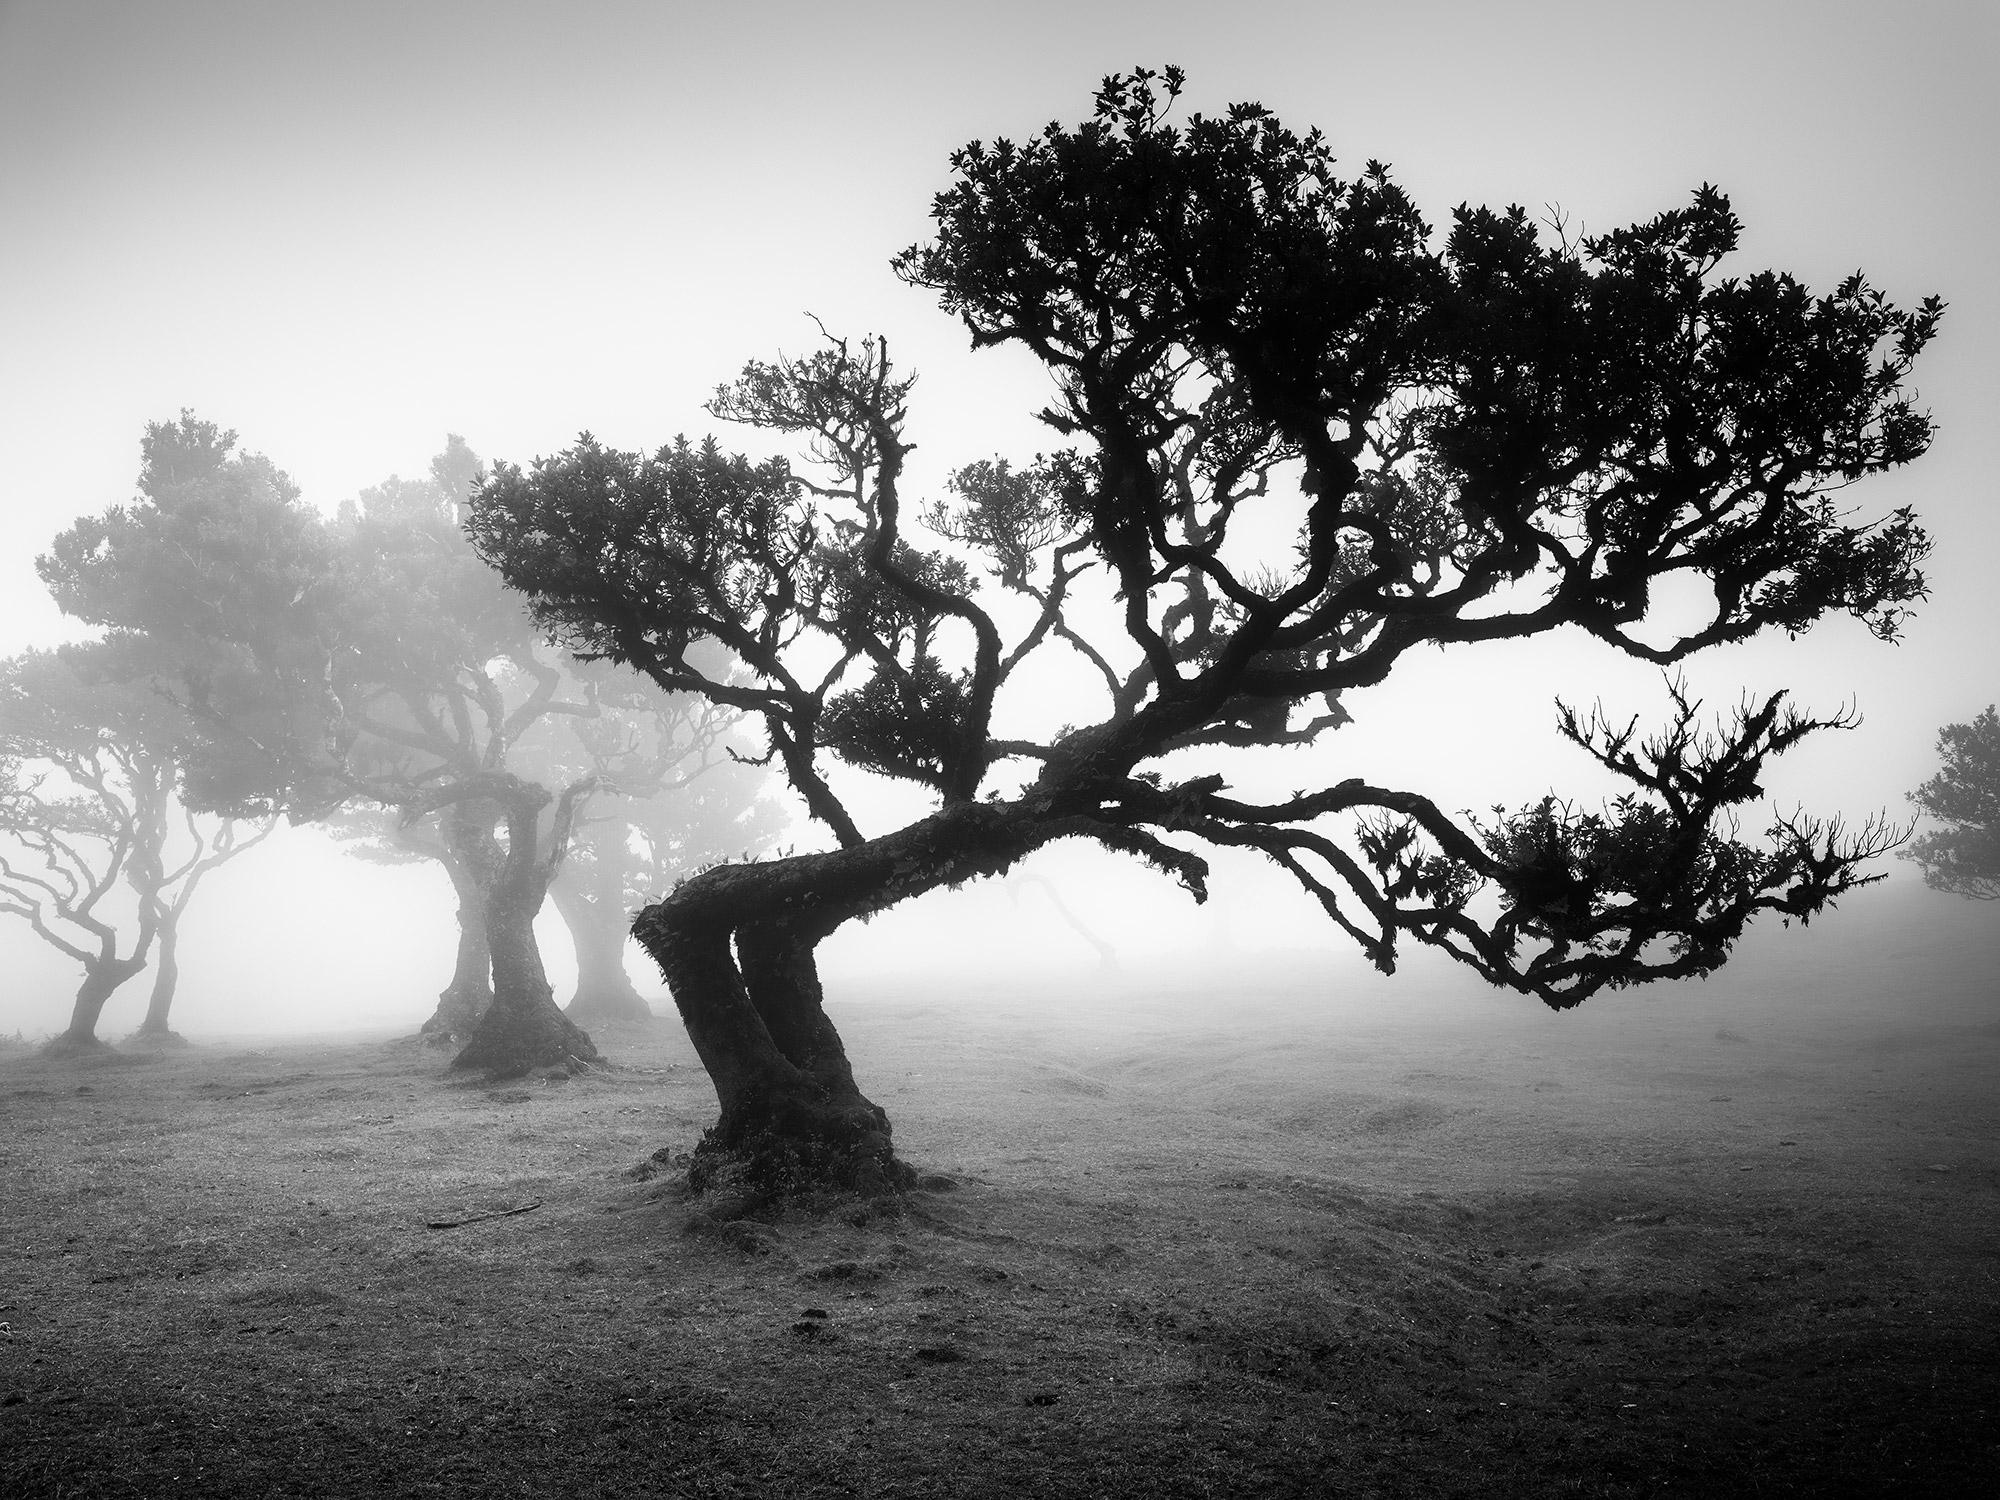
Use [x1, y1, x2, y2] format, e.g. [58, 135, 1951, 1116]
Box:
[426, 1201, 542, 1230]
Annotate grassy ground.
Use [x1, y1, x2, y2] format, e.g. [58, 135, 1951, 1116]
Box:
[2, 926, 1997, 1497]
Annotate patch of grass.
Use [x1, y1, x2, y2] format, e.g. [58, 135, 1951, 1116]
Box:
[2, 978, 1998, 1497]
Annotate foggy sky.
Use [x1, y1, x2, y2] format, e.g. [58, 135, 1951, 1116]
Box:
[3, 1, 1995, 1038]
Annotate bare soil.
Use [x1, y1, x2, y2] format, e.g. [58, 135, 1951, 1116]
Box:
[2, 927, 1997, 1497]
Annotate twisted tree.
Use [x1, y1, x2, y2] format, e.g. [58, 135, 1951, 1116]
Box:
[324, 472, 606, 1070]
[1904, 706, 1999, 900]
[0, 647, 271, 1053]
[465, 69, 1938, 1195]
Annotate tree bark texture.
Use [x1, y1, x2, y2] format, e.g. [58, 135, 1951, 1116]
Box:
[648, 910, 908, 1195]
[451, 890, 597, 1074]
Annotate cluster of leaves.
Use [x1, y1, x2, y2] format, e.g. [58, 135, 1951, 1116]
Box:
[38, 415, 336, 816]
[900, 65, 1938, 694]
[464, 67, 1941, 1009]
[1904, 706, 2000, 900]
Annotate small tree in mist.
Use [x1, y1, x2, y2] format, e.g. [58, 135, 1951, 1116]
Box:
[0, 647, 272, 1053]
[530, 688, 787, 1026]
[466, 68, 1939, 1196]
[318, 804, 501, 1042]
[1904, 706, 1999, 900]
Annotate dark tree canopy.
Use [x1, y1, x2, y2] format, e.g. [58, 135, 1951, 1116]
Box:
[1905, 706, 2000, 901]
[460, 68, 1936, 1193]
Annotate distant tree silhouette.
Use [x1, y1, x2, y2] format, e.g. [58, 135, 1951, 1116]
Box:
[1904, 706, 1999, 900]
[466, 67, 1937, 1196]
[41, 420, 604, 1073]
[1007, 873, 1118, 972]
[0, 647, 271, 1053]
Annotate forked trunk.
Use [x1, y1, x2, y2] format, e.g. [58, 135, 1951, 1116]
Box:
[633, 800, 1067, 1197]
[647, 906, 909, 1195]
[451, 890, 598, 1076]
[553, 880, 651, 1024]
[449, 777, 600, 1074]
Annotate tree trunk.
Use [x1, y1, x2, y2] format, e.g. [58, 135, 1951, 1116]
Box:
[630, 799, 1086, 1197]
[553, 878, 652, 1024]
[130, 915, 188, 1046]
[44, 959, 143, 1057]
[450, 779, 601, 1075]
[648, 905, 910, 1196]
[452, 889, 598, 1076]
[420, 865, 494, 1045]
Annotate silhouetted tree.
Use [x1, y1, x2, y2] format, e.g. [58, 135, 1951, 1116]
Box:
[465, 69, 1938, 1195]
[0, 647, 271, 1052]
[1905, 706, 1999, 900]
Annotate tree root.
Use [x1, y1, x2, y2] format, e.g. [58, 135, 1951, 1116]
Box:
[448, 1011, 599, 1078]
[685, 1117, 918, 1204]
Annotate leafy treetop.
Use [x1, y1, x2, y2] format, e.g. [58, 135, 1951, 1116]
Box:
[1904, 706, 2000, 901]
[465, 68, 1938, 1008]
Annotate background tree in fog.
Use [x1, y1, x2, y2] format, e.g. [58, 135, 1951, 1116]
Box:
[467, 68, 1940, 1196]
[40, 418, 612, 1074]
[1904, 706, 1999, 900]
[0, 647, 272, 1053]
[319, 804, 500, 1042]
[527, 682, 788, 1026]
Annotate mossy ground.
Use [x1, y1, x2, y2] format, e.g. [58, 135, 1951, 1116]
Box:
[2, 933, 1996, 1497]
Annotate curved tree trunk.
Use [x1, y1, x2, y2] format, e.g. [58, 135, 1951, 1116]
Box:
[44, 959, 144, 1057]
[451, 781, 599, 1076]
[131, 916, 187, 1045]
[126, 813, 273, 1047]
[420, 858, 494, 1045]
[553, 877, 652, 1024]
[452, 888, 597, 1075]
[632, 798, 1131, 1196]
[647, 907, 909, 1196]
